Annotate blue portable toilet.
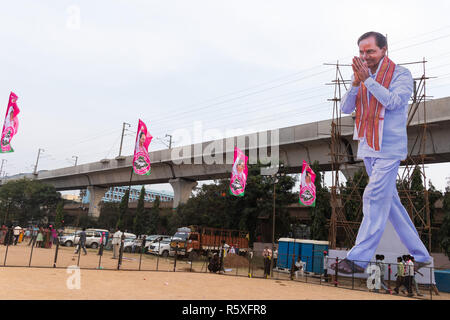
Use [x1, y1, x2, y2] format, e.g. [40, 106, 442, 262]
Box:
[312, 240, 329, 274]
[435, 270, 450, 293]
[276, 238, 302, 270]
[277, 238, 290, 269]
[298, 240, 314, 272]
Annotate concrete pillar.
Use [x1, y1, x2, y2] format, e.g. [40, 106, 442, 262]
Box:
[169, 178, 198, 209]
[87, 186, 108, 219]
[340, 163, 365, 181]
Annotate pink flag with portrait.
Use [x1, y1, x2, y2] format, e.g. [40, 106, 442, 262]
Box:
[229, 147, 248, 197]
[299, 160, 316, 207]
[1, 92, 20, 153]
[133, 119, 153, 175]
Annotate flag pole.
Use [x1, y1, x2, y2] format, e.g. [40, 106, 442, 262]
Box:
[118, 162, 134, 270]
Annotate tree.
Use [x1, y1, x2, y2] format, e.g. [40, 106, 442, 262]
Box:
[309, 161, 331, 241]
[133, 186, 146, 236]
[116, 189, 130, 230]
[439, 188, 450, 258]
[54, 201, 65, 229]
[147, 196, 160, 235]
[410, 165, 425, 226]
[0, 178, 61, 225]
[98, 202, 119, 230]
[175, 162, 297, 244]
[427, 180, 442, 226]
[342, 168, 368, 222]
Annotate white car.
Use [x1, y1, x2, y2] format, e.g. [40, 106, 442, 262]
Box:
[147, 236, 182, 256]
[59, 230, 104, 249]
[125, 235, 172, 253]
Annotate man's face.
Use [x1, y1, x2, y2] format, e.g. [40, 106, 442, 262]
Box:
[358, 36, 386, 71]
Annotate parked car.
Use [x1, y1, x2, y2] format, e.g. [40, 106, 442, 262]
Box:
[123, 235, 169, 253]
[123, 238, 137, 253]
[147, 236, 182, 257]
[148, 240, 173, 257]
[59, 230, 106, 249]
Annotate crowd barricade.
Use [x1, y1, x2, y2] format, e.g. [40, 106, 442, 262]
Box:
[0, 227, 439, 300]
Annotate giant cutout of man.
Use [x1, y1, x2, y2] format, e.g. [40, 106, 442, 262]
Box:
[331, 32, 432, 274]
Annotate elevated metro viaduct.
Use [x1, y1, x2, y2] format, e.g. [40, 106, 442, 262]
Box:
[3, 97, 450, 219]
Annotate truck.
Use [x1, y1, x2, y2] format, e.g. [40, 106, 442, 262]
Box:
[169, 226, 250, 259]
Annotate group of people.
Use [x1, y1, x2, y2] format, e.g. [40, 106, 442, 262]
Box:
[394, 254, 423, 297]
[0, 224, 60, 249]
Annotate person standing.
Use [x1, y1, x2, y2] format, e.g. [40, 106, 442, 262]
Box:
[262, 246, 272, 278]
[394, 256, 407, 294]
[74, 228, 87, 255]
[43, 226, 51, 248]
[410, 256, 424, 296]
[111, 228, 122, 259]
[51, 226, 58, 246]
[375, 254, 390, 294]
[24, 228, 31, 241]
[36, 228, 44, 248]
[28, 225, 38, 246]
[0, 225, 7, 244]
[333, 31, 431, 274]
[404, 255, 414, 297]
[13, 225, 22, 245]
[273, 248, 278, 269]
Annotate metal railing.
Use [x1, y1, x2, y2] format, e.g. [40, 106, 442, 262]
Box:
[0, 228, 441, 299]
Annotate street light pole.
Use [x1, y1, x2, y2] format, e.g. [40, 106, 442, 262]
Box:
[33, 148, 44, 175]
[72, 156, 78, 166]
[270, 175, 277, 277]
[270, 165, 284, 278]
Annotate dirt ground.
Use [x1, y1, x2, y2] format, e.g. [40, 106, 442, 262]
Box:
[0, 241, 449, 300]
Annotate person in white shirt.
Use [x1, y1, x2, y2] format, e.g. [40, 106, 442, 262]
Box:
[13, 225, 22, 245]
[404, 255, 414, 297]
[111, 228, 123, 259]
[294, 256, 305, 279]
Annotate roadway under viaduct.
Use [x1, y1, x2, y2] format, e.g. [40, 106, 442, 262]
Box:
[3, 97, 450, 218]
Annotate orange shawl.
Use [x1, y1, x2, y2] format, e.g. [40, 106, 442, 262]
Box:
[355, 56, 396, 151]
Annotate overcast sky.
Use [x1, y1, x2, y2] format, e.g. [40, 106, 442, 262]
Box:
[1, 0, 450, 194]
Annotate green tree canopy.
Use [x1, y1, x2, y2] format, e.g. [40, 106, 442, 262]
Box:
[175, 163, 297, 244]
[309, 161, 331, 241]
[147, 195, 160, 235]
[116, 189, 130, 230]
[440, 188, 450, 258]
[0, 178, 61, 226]
[133, 185, 146, 236]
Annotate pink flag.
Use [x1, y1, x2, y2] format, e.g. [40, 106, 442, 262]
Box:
[1, 92, 20, 153]
[132, 119, 153, 175]
[229, 147, 248, 197]
[299, 160, 316, 207]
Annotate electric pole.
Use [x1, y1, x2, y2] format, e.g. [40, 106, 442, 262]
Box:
[33, 148, 44, 175]
[72, 156, 78, 166]
[118, 122, 131, 157]
[0, 159, 6, 176]
[165, 134, 173, 149]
